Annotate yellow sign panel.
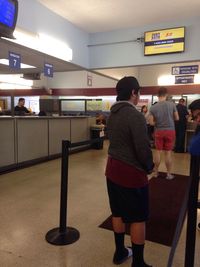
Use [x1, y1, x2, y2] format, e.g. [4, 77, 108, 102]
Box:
[86, 100, 102, 111]
[144, 27, 185, 55]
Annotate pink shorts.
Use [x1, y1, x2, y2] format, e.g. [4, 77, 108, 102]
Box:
[154, 130, 175, 151]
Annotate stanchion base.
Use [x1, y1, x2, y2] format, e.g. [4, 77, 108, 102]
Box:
[45, 227, 80, 245]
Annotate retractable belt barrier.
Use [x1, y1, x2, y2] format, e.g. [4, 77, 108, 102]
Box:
[166, 154, 200, 267]
[166, 155, 200, 267]
[45, 137, 104, 246]
[184, 155, 200, 267]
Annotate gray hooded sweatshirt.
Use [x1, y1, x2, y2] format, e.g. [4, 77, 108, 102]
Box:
[107, 101, 154, 173]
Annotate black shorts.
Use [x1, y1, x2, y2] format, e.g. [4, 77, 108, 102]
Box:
[106, 179, 149, 223]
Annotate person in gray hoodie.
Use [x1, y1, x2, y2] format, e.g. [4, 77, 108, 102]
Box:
[105, 76, 154, 267]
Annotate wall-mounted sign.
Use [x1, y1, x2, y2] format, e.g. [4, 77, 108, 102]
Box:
[175, 75, 194, 84]
[172, 65, 198, 75]
[44, 63, 53, 77]
[9, 51, 21, 69]
[87, 74, 92, 86]
[144, 27, 185, 56]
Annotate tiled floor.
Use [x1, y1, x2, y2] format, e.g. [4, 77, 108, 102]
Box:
[0, 141, 199, 267]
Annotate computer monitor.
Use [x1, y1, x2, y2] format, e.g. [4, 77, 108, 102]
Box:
[0, 0, 18, 39]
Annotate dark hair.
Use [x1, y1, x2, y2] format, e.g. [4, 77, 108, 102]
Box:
[188, 99, 200, 111]
[116, 76, 140, 101]
[18, 97, 25, 102]
[141, 105, 147, 112]
[38, 111, 47, 116]
[157, 87, 168, 97]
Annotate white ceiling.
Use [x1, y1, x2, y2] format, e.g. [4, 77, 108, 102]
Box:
[38, 0, 200, 33]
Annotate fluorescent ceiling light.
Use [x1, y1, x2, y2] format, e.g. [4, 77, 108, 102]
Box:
[0, 59, 36, 69]
[0, 83, 32, 90]
[0, 74, 33, 89]
[3, 28, 73, 62]
[194, 74, 200, 84]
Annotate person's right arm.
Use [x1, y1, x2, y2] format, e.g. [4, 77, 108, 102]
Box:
[148, 106, 156, 126]
[173, 104, 179, 121]
[129, 113, 154, 173]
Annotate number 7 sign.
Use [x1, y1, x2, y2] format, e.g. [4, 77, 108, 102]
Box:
[9, 52, 21, 69]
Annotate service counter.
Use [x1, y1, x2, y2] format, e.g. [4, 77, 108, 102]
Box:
[0, 116, 96, 172]
[0, 117, 15, 168]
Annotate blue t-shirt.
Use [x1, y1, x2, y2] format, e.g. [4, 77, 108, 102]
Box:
[189, 132, 200, 156]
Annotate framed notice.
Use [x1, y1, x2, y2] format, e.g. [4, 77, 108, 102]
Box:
[87, 74, 92, 86]
[86, 99, 102, 111]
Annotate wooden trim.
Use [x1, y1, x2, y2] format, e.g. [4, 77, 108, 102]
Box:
[140, 85, 200, 95]
[52, 85, 200, 96]
[0, 89, 48, 96]
[0, 84, 200, 97]
[51, 88, 116, 96]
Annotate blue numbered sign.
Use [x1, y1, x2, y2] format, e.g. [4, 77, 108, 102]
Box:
[9, 51, 21, 69]
[44, 63, 53, 78]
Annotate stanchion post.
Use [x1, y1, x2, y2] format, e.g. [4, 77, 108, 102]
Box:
[45, 140, 80, 245]
[184, 155, 200, 267]
[59, 140, 69, 232]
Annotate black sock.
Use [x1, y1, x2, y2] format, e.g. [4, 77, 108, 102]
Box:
[114, 232, 125, 253]
[131, 243, 152, 267]
[113, 232, 128, 262]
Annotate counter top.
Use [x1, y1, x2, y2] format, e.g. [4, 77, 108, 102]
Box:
[0, 115, 91, 119]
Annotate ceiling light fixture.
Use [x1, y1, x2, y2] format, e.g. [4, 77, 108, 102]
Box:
[158, 75, 175, 86]
[0, 74, 33, 89]
[194, 74, 200, 84]
[3, 27, 73, 62]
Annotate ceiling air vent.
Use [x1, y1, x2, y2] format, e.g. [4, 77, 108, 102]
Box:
[22, 73, 41, 80]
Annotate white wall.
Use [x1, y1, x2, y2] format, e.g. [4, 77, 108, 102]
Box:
[138, 62, 200, 86]
[17, 1, 200, 72]
[17, 0, 89, 67]
[15, 1, 200, 89]
[32, 74, 48, 88]
[89, 16, 200, 69]
[47, 71, 116, 89]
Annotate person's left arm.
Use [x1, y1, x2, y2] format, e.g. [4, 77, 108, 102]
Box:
[148, 114, 155, 126]
[148, 106, 156, 126]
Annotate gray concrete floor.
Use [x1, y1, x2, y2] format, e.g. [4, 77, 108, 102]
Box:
[0, 142, 199, 267]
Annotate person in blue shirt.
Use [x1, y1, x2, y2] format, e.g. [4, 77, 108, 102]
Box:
[188, 99, 200, 231]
